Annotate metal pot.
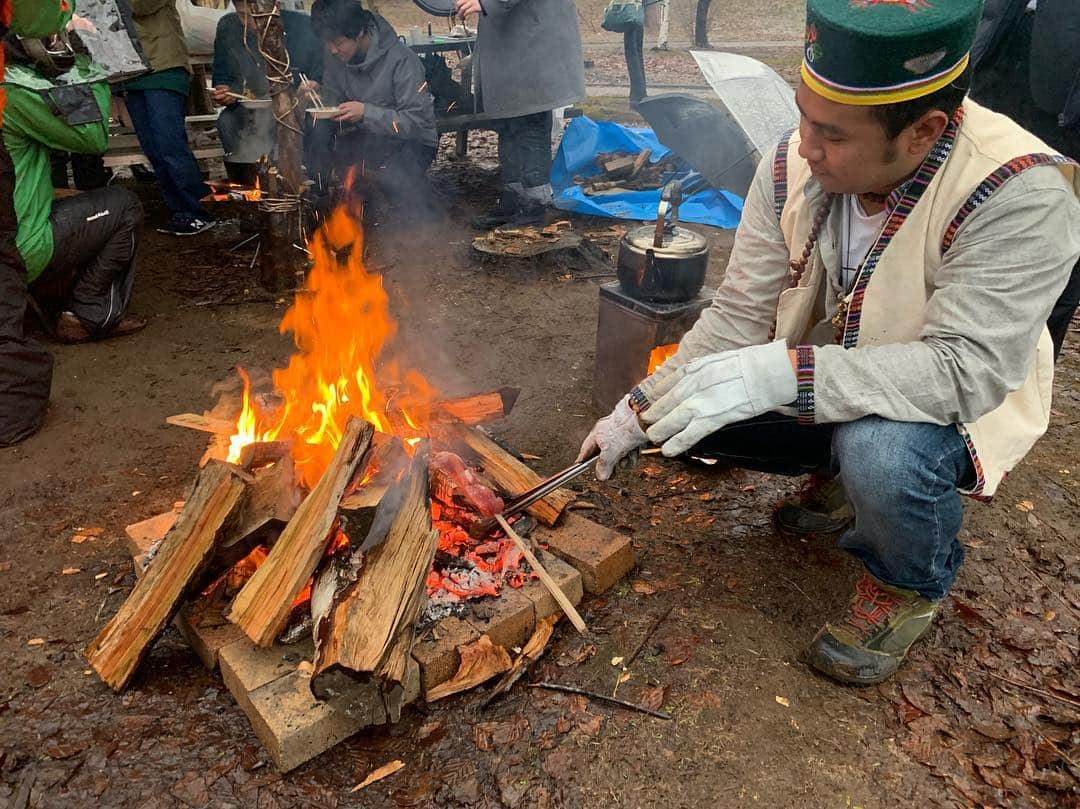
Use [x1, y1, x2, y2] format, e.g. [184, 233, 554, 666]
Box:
[616, 180, 709, 303]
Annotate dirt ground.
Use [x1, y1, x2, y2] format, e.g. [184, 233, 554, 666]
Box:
[2, 5, 1079, 808]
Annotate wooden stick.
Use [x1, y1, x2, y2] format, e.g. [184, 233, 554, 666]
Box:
[495, 514, 587, 635]
[983, 671, 1080, 710]
[85, 462, 247, 689]
[228, 418, 374, 646]
[166, 413, 237, 435]
[527, 682, 672, 720]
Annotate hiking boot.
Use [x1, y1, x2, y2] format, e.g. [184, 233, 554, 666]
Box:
[775, 474, 853, 534]
[470, 190, 521, 230]
[806, 573, 939, 686]
[157, 213, 216, 236]
[505, 199, 546, 227]
[109, 313, 148, 338]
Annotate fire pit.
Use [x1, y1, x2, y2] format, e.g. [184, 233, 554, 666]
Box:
[87, 201, 636, 771]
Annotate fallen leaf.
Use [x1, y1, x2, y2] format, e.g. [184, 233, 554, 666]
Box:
[556, 643, 596, 667]
[26, 665, 52, 688]
[295, 661, 314, 678]
[27, 638, 45, 646]
[426, 635, 512, 702]
[610, 656, 624, 667]
[474, 717, 530, 751]
[631, 580, 657, 596]
[0, 561, 12, 572]
[698, 492, 713, 502]
[775, 696, 791, 708]
[83, 670, 92, 676]
[1017, 500, 1034, 512]
[75, 527, 104, 537]
[577, 715, 602, 736]
[640, 686, 667, 711]
[1044, 610, 1057, 622]
[61, 567, 81, 575]
[350, 760, 404, 793]
[616, 671, 631, 685]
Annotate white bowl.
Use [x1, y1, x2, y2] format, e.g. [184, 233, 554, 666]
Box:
[307, 106, 340, 120]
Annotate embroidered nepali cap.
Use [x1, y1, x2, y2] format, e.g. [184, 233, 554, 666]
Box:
[801, 0, 981, 106]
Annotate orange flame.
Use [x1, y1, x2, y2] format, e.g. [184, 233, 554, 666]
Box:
[226, 205, 436, 488]
[243, 176, 262, 202]
[648, 343, 679, 374]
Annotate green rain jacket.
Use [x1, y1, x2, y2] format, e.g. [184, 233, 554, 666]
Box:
[2, 57, 110, 280]
[9, 0, 71, 38]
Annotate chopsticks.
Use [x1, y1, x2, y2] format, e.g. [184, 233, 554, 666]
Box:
[299, 72, 325, 108]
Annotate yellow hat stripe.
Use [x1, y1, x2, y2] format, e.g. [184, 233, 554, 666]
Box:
[800, 53, 970, 106]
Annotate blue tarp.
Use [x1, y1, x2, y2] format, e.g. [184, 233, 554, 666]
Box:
[551, 116, 744, 229]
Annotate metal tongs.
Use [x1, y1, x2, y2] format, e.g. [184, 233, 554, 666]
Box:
[469, 455, 597, 538]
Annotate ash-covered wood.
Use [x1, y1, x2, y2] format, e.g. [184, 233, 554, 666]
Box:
[86, 461, 247, 690]
[310, 443, 437, 712]
[228, 418, 374, 646]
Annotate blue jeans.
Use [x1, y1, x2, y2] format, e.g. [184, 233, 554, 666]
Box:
[124, 89, 209, 218]
[691, 415, 976, 601]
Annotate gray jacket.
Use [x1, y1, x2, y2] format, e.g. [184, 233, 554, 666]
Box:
[640, 148, 1080, 427]
[322, 14, 437, 148]
[477, 0, 585, 118]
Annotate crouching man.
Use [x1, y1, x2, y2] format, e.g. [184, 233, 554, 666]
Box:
[3, 35, 145, 345]
[579, 0, 1080, 686]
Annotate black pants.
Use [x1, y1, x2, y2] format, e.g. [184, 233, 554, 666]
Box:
[971, 9, 1080, 358]
[330, 129, 436, 214]
[496, 110, 553, 190]
[0, 138, 53, 446]
[689, 413, 835, 476]
[34, 187, 143, 333]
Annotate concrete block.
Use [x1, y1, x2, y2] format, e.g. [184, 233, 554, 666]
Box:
[465, 587, 535, 652]
[537, 513, 635, 594]
[519, 551, 584, 621]
[411, 616, 481, 696]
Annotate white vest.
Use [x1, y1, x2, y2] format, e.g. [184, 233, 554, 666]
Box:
[774, 100, 1079, 498]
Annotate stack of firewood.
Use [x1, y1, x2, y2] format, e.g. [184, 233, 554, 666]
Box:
[84, 387, 573, 705]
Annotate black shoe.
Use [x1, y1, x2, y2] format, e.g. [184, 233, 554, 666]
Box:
[157, 214, 216, 236]
[774, 474, 854, 534]
[471, 191, 520, 230]
[504, 200, 546, 228]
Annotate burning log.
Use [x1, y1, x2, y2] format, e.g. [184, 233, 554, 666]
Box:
[437, 424, 573, 527]
[216, 454, 302, 564]
[310, 443, 437, 711]
[432, 387, 520, 425]
[228, 418, 374, 646]
[85, 461, 248, 690]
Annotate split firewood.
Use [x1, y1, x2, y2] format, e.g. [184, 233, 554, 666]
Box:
[228, 418, 374, 646]
[85, 461, 247, 690]
[216, 454, 302, 566]
[311, 443, 437, 710]
[435, 423, 573, 527]
[426, 635, 513, 702]
[482, 614, 559, 707]
[432, 387, 520, 425]
[165, 413, 236, 435]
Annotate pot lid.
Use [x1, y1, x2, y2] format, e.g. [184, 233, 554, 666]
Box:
[411, 0, 456, 17]
[624, 225, 708, 257]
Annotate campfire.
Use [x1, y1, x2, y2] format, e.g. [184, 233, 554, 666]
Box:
[84, 198, 582, 708]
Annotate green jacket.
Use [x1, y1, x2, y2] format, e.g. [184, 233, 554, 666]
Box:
[9, 0, 71, 37]
[2, 58, 110, 280]
[129, 0, 190, 75]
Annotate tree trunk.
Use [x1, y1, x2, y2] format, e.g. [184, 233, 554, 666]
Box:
[250, 0, 307, 292]
[694, 0, 713, 48]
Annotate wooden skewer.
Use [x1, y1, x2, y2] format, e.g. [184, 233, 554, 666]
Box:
[494, 514, 587, 635]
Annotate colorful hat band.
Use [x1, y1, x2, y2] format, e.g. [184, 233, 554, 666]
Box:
[801, 51, 969, 106]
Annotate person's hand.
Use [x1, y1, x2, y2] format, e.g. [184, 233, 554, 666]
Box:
[334, 101, 365, 123]
[642, 341, 797, 457]
[455, 0, 483, 17]
[67, 14, 98, 33]
[298, 79, 321, 99]
[210, 85, 236, 106]
[576, 396, 649, 481]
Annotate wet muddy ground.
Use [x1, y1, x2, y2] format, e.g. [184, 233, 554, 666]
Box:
[2, 17, 1079, 807]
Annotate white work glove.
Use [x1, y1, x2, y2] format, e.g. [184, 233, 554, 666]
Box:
[641, 341, 797, 457]
[576, 395, 649, 481]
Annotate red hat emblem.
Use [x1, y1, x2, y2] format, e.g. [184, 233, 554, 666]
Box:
[851, 0, 931, 10]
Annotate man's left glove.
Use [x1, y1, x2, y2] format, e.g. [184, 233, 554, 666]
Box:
[642, 340, 797, 457]
[577, 395, 649, 481]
